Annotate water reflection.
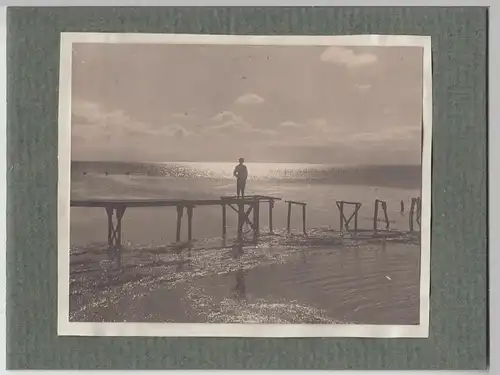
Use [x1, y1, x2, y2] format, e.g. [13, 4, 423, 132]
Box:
[232, 269, 247, 301]
[107, 246, 122, 270]
[231, 242, 244, 259]
[299, 248, 308, 264]
[176, 255, 186, 272]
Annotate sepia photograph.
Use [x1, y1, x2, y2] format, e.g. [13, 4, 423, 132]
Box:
[58, 33, 432, 337]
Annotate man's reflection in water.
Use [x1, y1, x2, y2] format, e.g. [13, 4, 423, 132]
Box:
[232, 269, 247, 301]
[229, 241, 247, 301]
[176, 256, 185, 272]
[300, 249, 307, 264]
[176, 245, 192, 272]
[231, 242, 244, 259]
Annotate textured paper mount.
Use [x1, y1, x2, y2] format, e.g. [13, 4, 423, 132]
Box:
[58, 33, 432, 338]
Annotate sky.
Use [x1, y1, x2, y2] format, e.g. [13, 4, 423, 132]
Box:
[71, 42, 423, 165]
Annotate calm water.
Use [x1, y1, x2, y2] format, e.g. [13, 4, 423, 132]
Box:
[69, 234, 420, 325]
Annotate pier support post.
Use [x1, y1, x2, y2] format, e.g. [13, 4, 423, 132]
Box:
[302, 204, 307, 235]
[222, 203, 227, 239]
[285, 200, 307, 235]
[252, 198, 260, 240]
[176, 206, 184, 242]
[339, 202, 344, 231]
[373, 199, 390, 232]
[237, 201, 244, 240]
[354, 205, 359, 233]
[269, 200, 274, 233]
[187, 206, 194, 242]
[106, 206, 113, 247]
[287, 201, 292, 233]
[336, 201, 362, 233]
[409, 200, 414, 232]
[416, 198, 421, 227]
[373, 200, 379, 232]
[409, 197, 421, 232]
[105, 205, 127, 248]
[115, 206, 126, 246]
[382, 201, 389, 229]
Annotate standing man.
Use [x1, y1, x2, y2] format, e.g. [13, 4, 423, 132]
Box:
[233, 157, 248, 198]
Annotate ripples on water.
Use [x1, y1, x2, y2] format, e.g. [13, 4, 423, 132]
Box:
[69, 230, 420, 325]
[71, 161, 421, 188]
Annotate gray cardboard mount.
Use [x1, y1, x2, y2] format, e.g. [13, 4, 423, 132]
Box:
[6, 6, 488, 370]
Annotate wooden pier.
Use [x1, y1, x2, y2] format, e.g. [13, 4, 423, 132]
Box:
[71, 195, 281, 248]
[72, 194, 422, 250]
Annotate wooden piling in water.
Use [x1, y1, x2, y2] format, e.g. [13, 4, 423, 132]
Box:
[237, 201, 244, 240]
[176, 206, 184, 242]
[302, 204, 307, 234]
[106, 206, 113, 247]
[354, 205, 358, 233]
[382, 201, 389, 229]
[416, 198, 421, 226]
[116, 206, 125, 246]
[221, 203, 227, 238]
[373, 199, 390, 232]
[269, 200, 274, 233]
[105, 206, 126, 248]
[187, 206, 194, 242]
[336, 201, 362, 233]
[254, 199, 260, 238]
[287, 202, 292, 233]
[409, 199, 415, 232]
[339, 203, 344, 231]
[285, 200, 307, 234]
[409, 197, 421, 232]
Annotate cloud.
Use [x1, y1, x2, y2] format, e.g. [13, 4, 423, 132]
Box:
[210, 111, 252, 131]
[208, 110, 276, 138]
[160, 124, 193, 138]
[211, 111, 240, 123]
[72, 99, 198, 144]
[279, 120, 303, 128]
[309, 118, 329, 132]
[355, 83, 372, 90]
[72, 100, 146, 138]
[320, 46, 377, 68]
[348, 126, 421, 143]
[235, 93, 265, 105]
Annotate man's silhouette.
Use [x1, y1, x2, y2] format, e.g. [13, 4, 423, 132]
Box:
[233, 158, 248, 198]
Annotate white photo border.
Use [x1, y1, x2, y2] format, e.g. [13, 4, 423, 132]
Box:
[57, 33, 432, 338]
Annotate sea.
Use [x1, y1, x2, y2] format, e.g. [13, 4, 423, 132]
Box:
[69, 161, 422, 325]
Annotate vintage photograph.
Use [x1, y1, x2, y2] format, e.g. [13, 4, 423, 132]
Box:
[58, 33, 432, 337]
